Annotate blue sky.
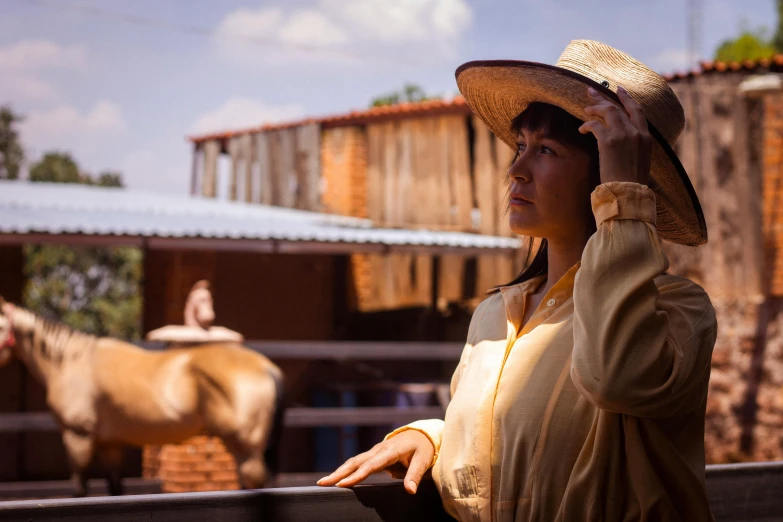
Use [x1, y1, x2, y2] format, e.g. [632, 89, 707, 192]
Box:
[0, 0, 777, 194]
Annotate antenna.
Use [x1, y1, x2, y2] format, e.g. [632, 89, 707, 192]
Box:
[686, 0, 703, 69]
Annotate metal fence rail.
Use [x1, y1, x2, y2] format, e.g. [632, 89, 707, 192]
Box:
[1, 461, 783, 521]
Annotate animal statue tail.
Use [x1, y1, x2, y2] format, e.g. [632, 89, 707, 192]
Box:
[264, 367, 286, 478]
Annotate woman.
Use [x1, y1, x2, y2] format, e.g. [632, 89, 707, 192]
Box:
[318, 40, 717, 521]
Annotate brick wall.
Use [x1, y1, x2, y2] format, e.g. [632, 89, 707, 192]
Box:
[701, 90, 783, 464]
[321, 127, 367, 219]
[143, 436, 239, 493]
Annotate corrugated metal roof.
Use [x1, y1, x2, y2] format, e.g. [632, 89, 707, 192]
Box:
[0, 181, 520, 252]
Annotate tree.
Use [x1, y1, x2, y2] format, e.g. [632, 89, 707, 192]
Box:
[371, 83, 436, 107]
[24, 155, 139, 339]
[95, 171, 123, 187]
[714, 26, 776, 62]
[0, 105, 24, 180]
[29, 152, 86, 183]
[24, 244, 143, 339]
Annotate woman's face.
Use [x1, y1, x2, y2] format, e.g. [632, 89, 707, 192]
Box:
[507, 126, 596, 241]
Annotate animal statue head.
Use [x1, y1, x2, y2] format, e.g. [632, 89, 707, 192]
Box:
[0, 296, 17, 367]
[183, 280, 216, 329]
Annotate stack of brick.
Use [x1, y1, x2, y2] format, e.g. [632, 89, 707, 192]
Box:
[703, 300, 758, 463]
[143, 436, 239, 493]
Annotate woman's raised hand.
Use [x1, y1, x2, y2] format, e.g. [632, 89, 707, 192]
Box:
[316, 429, 435, 494]
[579, 85, 652, 186]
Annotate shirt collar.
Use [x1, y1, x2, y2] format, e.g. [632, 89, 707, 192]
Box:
[498, 262, 581, 336]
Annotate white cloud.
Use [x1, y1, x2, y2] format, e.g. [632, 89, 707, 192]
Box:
[0, 40, 87, 71]
[190, 97, 305, 135]
[279, 9, 350, 46]
[120, 144, 191, 194]
[649, 48, 694, 74]
[0, 39, 88, 102]
[325, 0, 471, 44]
[214, 0, 472, 65]
[20, 101, 127, 156]
[0, 72, 60, 102]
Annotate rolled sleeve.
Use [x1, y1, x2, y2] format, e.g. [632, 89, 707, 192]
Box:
[572, 181, 716, 418]
[384, 419, 444, 469]
[591, 182, 657, 227]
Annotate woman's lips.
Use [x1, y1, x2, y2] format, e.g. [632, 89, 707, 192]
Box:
[510, 196, 532, 206]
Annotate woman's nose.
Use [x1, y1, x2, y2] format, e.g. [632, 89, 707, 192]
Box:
[508, 154, 531, 182]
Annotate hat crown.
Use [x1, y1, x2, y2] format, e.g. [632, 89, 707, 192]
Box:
[556, 40, 685, 145]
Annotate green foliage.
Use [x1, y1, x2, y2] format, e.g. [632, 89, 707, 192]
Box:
[714, 26, 776, 62]
[29, 152, 87, 183]
[371, 83, 436, 107]
[29, 152, 125, 186]
[0, 105, 24, 180]
[23, 153, 138, 339]
[95, 171, 123, 187]
[24, 245, 143, 339]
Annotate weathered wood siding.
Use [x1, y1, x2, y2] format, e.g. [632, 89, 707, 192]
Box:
[196, 124, 322, 212]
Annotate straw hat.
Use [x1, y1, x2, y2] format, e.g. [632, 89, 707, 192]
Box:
[456, 39, 707, 246]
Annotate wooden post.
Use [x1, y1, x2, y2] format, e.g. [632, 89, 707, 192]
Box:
[190, 143, 202, 196]
[202, 140, 220, 198]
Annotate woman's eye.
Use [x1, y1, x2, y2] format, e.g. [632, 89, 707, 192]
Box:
[516, 143, 526, 153]
[540, 146, 553, 154]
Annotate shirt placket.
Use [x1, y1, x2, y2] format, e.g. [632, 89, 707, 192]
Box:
[487, 269, 577, 522]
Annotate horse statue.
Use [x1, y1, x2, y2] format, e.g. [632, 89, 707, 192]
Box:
[0, 296, 285, 497]
[146, 280, 245, 345]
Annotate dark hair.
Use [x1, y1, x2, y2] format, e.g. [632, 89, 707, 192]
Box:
[498, 102, 600, 290]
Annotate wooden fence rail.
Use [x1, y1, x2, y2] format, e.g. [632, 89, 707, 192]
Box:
[1, 461, 783, 521]
[198, 340, 464, 360]
[0, 407, 446, 433]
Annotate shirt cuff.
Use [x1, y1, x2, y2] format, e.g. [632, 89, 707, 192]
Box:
[591, 182, 657, 228]
[384, 420, 441, 469]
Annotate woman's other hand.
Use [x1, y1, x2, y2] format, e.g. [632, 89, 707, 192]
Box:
[316, 430, 435, 494]
[579, 85, 652, 186]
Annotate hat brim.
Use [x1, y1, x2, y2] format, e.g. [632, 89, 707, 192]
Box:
[456, 60, 707, 246]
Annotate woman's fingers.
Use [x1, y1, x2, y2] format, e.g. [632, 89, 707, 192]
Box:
[585, 88, 634, 131]
[332, 449, 399, 488]
[578, 120, 609, 141]
[317, 455, 363, 486]
[616, 85, 649, 133]
[402, 449, 433, 494]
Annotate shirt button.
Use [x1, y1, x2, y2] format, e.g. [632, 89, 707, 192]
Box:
[546, 299, 556, 307]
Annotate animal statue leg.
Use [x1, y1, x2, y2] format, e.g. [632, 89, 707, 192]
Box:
[61, 430, 94, 497]
[235, 453, 268, 490]
[97, 445, 125, 496]
[220, 436, 268, 489]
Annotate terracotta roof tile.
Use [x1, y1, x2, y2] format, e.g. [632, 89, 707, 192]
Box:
[664, 54, 783, 82]
[191, 55, 783, 143]
[188, 96, 470, 143]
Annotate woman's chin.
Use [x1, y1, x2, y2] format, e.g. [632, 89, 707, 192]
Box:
[508, 219, 541, 238]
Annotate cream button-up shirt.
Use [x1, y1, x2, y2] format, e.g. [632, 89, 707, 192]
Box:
[387, 182, 717, 522]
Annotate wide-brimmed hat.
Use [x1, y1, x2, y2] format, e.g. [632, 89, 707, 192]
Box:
[456, 39, 706, 246]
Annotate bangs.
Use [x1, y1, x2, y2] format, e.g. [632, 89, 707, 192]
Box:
[510, 102, 597, 153]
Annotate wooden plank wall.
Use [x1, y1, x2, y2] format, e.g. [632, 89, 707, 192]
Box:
[194, 115, 522, 312]
[199, 124, 322, 212]
[666, 76, 765, 300]
[356, 115, 521, 311]
[473, 116, 519, 294]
